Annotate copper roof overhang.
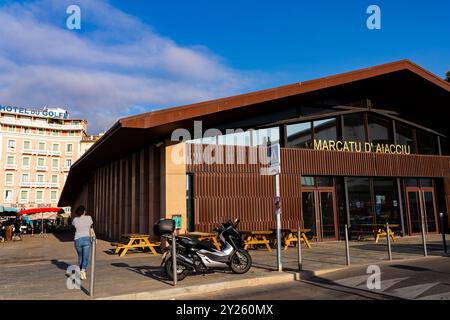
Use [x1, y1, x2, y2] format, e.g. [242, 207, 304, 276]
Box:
[58, 60, 450, 206]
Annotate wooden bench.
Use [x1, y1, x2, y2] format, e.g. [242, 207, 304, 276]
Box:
[112, 234, 161, 257]
[281, 228, 312, 250]
[241, 230, 272, 252]
[187, 231, 221, 250]
[351, 224, 399, 243]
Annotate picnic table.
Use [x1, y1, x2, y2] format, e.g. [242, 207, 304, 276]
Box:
[278, 228, 312, 250]
[112, 234, 161, 257]
[241, 230, 272, 252]
[187, 231, 222, 250]
[351, 224, 399, 243]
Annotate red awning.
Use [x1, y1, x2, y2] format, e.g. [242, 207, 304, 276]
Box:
[18, 207, 64, 216]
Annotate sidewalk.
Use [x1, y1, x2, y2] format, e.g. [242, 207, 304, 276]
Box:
[0, 231, 447, 300]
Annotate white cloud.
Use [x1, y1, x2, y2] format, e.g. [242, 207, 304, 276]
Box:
[0, 0, 260, 133]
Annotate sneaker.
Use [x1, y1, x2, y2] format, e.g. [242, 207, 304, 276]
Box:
[80, 270, 87, 280]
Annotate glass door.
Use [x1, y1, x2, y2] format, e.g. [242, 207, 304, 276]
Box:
[318, 190, 338, 239]
[406, 188, 438, 235]
[301, 189, 338, 241]
[302, 191, 317, 240]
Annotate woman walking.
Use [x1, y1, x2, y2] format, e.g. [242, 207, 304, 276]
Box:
[72, 205, 94, 280]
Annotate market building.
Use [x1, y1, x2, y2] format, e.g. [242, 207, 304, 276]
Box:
[59, 60, 450, 241]
[0, 106, 93, 211]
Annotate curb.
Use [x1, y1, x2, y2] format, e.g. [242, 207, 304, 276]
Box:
[96, 272, 296, 300]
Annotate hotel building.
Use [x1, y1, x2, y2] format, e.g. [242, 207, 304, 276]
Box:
[59, 60, 450, 241]
[0, 106, 88, 210]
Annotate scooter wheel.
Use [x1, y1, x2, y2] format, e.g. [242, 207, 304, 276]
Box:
[164, 258, 189, 281]
[230, 250, 252, 274]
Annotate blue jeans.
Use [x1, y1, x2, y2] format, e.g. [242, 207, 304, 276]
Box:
[74, 237, 91, 271]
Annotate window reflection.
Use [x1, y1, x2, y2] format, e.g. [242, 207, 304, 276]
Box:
[287, 122, 312, 148]
[368, 115, 392, 145]
[313, 118, 338, 141]
[416, 130, 438, 155]
[347, 177, 372, 225]
[373, 178, 400, 224]
[343, 114, 366, 143]
[396, 123, 416, 154]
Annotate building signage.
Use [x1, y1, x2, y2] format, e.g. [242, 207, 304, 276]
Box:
[268, 143, 281, 175]
[0, 105, 69, 119]
[313, 139, 411, 155]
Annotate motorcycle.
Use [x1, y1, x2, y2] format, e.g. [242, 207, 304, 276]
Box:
[155, 218, 252, 281]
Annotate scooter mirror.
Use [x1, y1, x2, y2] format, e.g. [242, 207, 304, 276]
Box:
[234, 218, 240, 228]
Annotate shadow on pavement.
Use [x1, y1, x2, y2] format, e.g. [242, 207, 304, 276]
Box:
[51, 259, 71, 271]
[52, 229, 75, 242]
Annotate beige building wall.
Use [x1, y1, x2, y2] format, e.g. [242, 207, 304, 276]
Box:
[164, 142, 187, 233]
[0, 109, 87, 211]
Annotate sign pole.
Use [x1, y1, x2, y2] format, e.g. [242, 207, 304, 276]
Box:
[275, 174, 282, 272]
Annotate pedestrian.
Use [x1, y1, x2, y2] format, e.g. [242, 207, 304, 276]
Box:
[72, 205, 94, 280]
[13, 216, 23, 241]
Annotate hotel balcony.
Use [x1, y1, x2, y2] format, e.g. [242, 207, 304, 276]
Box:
[21, 149, 61, 156]
[35, 165, 48, 171]
[4, 164, 17, 170]
[0, 118, 85, 131]
[19, 182, 59, 188]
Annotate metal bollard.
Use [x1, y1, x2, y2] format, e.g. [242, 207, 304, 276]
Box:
[297, 225, 302, 271]
[440, 213, 447, 254]
[386, 223, 392, 261]
[89, 237, 96, 297]
[172, 232, 177, 286]
[344, 224, 350, 266]
[421, 215, 428, 257]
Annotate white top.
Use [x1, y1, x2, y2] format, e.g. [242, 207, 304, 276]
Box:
[72, 215, 93, 240]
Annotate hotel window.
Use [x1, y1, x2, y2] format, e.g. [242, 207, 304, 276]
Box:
[36, 190, 44, 203]
[52, 143, 59, 152]
[8, 125, 15, 132]
[50, 191, 58, 203]
[23, 127, 30, 134]
[51, 174, 58, 184]
[5, 173, 14, 186]
[287, 122, 312, 148]
[21, 173, 29, 182]
[53, 130, 60, 136]
[20, 190, 29, 203]
[37, 158, 45, 166]
[52, 158, 59, 169]
[38, 128, 44, 135]
[69, 131, 75, 136]
[4, 190, 13, 203]
[367, 115, 392, 145]
[23, 140, 31, 150]
[395, 123, 416, 154]
[6, 155, 15, 165]
[38, 142, 45, 150]
[416, 129, 438, 155]
[343, 114, 366, 143]
[66, 143, 73, 154]
[7, 139, 16, 149]
[22, 157, 30, 168]
[37, 174, 44, 183]
[65, 159, 72, 167]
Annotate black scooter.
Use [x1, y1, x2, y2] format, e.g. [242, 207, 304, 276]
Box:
[155, 218, 252, 281]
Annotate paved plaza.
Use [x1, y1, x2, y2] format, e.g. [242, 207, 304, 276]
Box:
[0, 230, 447, 300]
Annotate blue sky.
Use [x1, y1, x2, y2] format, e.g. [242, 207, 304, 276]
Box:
[0, 0, 449, 133]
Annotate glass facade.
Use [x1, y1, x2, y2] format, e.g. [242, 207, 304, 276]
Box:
[343, 114, 366, 143]
[287, 122, 312, 148]
[368, 115, 392, 145]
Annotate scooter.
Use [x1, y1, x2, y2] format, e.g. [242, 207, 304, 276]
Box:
[156, 218, 252, 281]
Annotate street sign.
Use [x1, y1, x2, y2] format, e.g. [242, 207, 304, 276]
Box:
[268, 143, 281, 175]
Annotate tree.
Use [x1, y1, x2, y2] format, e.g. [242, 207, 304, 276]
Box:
[446, 71, 450, 82]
